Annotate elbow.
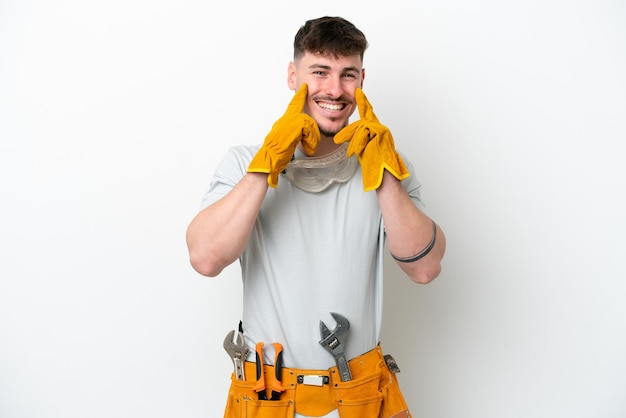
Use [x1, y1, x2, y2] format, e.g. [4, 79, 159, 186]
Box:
[188, 251, 224, 278]
[410, 264, 441, 284]
[186, 228, 228, 277]
[411, 228, 446, 284]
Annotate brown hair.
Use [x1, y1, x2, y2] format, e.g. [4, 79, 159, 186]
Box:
[293, 16, 368, 61]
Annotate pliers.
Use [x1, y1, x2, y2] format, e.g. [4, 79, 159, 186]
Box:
[253, 342, 286, 400]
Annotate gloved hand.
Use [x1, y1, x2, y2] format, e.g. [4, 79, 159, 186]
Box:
[334, 88, 409, 191]
[248, 83, 320, 187]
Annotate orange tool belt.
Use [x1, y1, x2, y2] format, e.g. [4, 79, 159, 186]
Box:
[223, 344, 412, 418]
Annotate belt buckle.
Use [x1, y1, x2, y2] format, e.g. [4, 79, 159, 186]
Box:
[297, 374, 330, 386]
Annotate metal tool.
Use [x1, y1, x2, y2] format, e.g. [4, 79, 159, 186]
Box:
[223, 330, 250, 381]
[319, 312, 352, 381]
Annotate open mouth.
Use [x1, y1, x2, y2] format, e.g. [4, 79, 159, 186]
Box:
[316, 101, 346, 112]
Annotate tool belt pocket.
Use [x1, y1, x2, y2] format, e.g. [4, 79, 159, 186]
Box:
[379, 355, 412, 418]
[224, 377, 294, 418]
[332, 369, 384, 418]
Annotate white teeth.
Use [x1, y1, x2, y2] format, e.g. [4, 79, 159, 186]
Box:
[319, 102, 343, 111]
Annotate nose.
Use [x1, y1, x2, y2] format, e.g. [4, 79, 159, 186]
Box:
[322, 76, 343, 99]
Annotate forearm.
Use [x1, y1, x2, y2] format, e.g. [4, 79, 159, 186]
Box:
[186, 172, 268, 277]
[377, 171, 446, 284]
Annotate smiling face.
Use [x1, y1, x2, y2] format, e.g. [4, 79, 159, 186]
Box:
[288, 52, 364, 139]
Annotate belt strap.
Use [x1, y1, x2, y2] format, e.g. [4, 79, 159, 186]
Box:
[241, 344, 384, 387]
[236, 345, 385, 416]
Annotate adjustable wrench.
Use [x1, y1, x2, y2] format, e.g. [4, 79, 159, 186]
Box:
[223, 330, 250, 381]
[319, 312, 352, 381]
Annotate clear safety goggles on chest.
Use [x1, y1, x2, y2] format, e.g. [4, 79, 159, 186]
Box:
[282, 142, 358, 193]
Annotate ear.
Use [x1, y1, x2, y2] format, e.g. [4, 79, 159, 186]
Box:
[361, 68, 366, 88]
[287, 61, 297, 90]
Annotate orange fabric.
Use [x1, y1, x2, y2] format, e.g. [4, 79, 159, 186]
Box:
[247, 83, 320, 188]
[334, 88, 409, 191]
[223, 344, 412, 418]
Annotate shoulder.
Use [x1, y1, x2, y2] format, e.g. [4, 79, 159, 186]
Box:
[214, 144, 261, 173]
[397, 149, 425, 206]
[223, 144, 261, 163]
[199, 144, 261, 209]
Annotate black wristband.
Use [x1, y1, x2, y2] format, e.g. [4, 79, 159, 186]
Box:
[391, 220, 437, 263]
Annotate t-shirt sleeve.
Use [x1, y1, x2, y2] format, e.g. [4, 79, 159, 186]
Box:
[199, 145, 259, 209]
[398, 151, 426, 212]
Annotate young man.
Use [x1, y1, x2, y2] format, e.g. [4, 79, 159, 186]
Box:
[186, 16, 445, 418]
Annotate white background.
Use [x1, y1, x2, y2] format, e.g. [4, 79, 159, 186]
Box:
[1, 1, 625, 417]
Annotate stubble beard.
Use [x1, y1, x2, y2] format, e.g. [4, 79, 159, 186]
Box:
[318, 118, 348, 139]
[320, 127, 340, 138]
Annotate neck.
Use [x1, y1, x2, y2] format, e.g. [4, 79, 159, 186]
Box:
[300, 136, 341, 157]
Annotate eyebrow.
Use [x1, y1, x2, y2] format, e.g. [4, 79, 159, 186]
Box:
[308, 63, 360, 73]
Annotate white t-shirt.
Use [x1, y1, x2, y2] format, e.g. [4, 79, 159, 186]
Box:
[201, 144, 424, 370]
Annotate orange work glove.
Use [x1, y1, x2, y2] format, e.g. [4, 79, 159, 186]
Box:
[334, 88, 409, 191]
[248, 84, 320, 187]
